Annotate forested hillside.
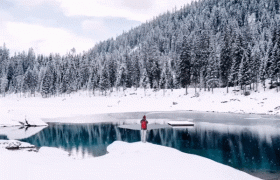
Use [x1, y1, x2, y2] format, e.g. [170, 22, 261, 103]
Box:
[0, 0, 280, 97]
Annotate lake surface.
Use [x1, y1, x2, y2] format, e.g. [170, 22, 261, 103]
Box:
[1, 111, 280, 179]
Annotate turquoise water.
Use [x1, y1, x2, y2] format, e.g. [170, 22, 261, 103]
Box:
[1, 111, 280, 179]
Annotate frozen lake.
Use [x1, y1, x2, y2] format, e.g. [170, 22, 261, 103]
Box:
[1, 111, 280, 179]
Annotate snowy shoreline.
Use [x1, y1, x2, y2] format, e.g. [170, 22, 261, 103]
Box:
[1, 87, 280, 127]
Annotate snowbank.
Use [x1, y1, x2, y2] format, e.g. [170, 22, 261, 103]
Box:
[0, 87, 279, 126]
[0, 141, 259, 180]
[0, 110, 48, 127]
[0, 126, 47, 140]
[0, 140, 35, 149]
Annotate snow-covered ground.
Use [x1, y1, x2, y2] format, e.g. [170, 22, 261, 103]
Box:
[0, 112, 47, 127]
[0, 141, 259, 180]
[1, 86, 279, 126]
[1, 87, 279, 180]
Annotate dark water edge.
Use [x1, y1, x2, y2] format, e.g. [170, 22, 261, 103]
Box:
[11, 121, 279, 180]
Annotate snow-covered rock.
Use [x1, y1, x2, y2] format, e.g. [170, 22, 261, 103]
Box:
[0, 140, 35, 150]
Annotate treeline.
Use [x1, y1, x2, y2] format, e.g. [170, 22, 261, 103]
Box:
[0, 0, 280, 97]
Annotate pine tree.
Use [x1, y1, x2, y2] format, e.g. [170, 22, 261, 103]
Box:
[206, 37, 219, 93]
[151, 60, 161, 90]
[79, 54, 90, 90]
[240, 49, 251, 91]
[146, 41, 160, 88]
[131, 52, 141, 89]
[99, 65, 110, 95]
[0, 43, 9, 79]
[271, 43, 280, 91]
[123, 50, 133, 88]
[87, 67, 99, 96]
[231, 31, 244, 88]
[179, 35, 191, 94]
[107, 54, 117, 91]
[251, 43, 261, 91]
[220, 25, 233, 92]
[41, 69, 52, 97]
[116, 64, 126, 91]
[140, 68, 149, 95]
[166, 58, 175, 91]
[0, 76, 8, 97]
[23, 68, 34, 95]
[159, 59, 169, 95]
[6, 63, 14, 90]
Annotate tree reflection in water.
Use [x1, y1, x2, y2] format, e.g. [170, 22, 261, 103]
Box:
[19, 122, 280, 174]
[21, 123, 140, 157]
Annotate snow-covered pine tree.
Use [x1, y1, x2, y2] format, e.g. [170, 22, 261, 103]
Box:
[0, 76, 8, 97]
[159, 58, 169, 95]
[131, 52, 141, 89]
[87, 67, 99, 96]
[24, 48, 35, 72]
[166, 57, 175, 91]
[146, 41, 160, 89]
[6, 63, 14, 91]
[140, 67, 149, 96]
[115, 63, 126, 92]
[99, 64, 110, 96]
[0, 44, 9, 79]
[250, 43, 261, 91]
[206, 36, 220, 93]
[107, 53, 117, 91]
[23, 68, 35, 96]
[241, 48, 252, 91]
[32, 67, 39, 96]
[231, 30, 244, 89]
[179, 35, 191, 95]
[192, 33, 201, 93]
[220, 24, 233, 92]
[41, 68, 52, 98]
[237, 55, 244, 91]
[124, 49, 133, 88]
[271, 43, 280, 92]
[78, 54, 90, 90]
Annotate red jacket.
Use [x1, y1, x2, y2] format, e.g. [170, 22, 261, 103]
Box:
[141, 119, 148, 130]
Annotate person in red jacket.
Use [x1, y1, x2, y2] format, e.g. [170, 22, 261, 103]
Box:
[140, 115, 148, 142]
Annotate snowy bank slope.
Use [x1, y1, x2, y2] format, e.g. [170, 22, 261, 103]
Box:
[0, 111, 47, 127]
[0, 87, 279, 125]
[0, 141, 259, 180]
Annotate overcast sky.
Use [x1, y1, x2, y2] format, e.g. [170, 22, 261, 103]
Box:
[0, 0, 194, 55]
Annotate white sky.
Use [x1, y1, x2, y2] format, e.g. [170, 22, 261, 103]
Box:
[0, 0, 194, 55]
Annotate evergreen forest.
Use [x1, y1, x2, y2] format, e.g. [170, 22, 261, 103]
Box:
[0, 0, 280, 97]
